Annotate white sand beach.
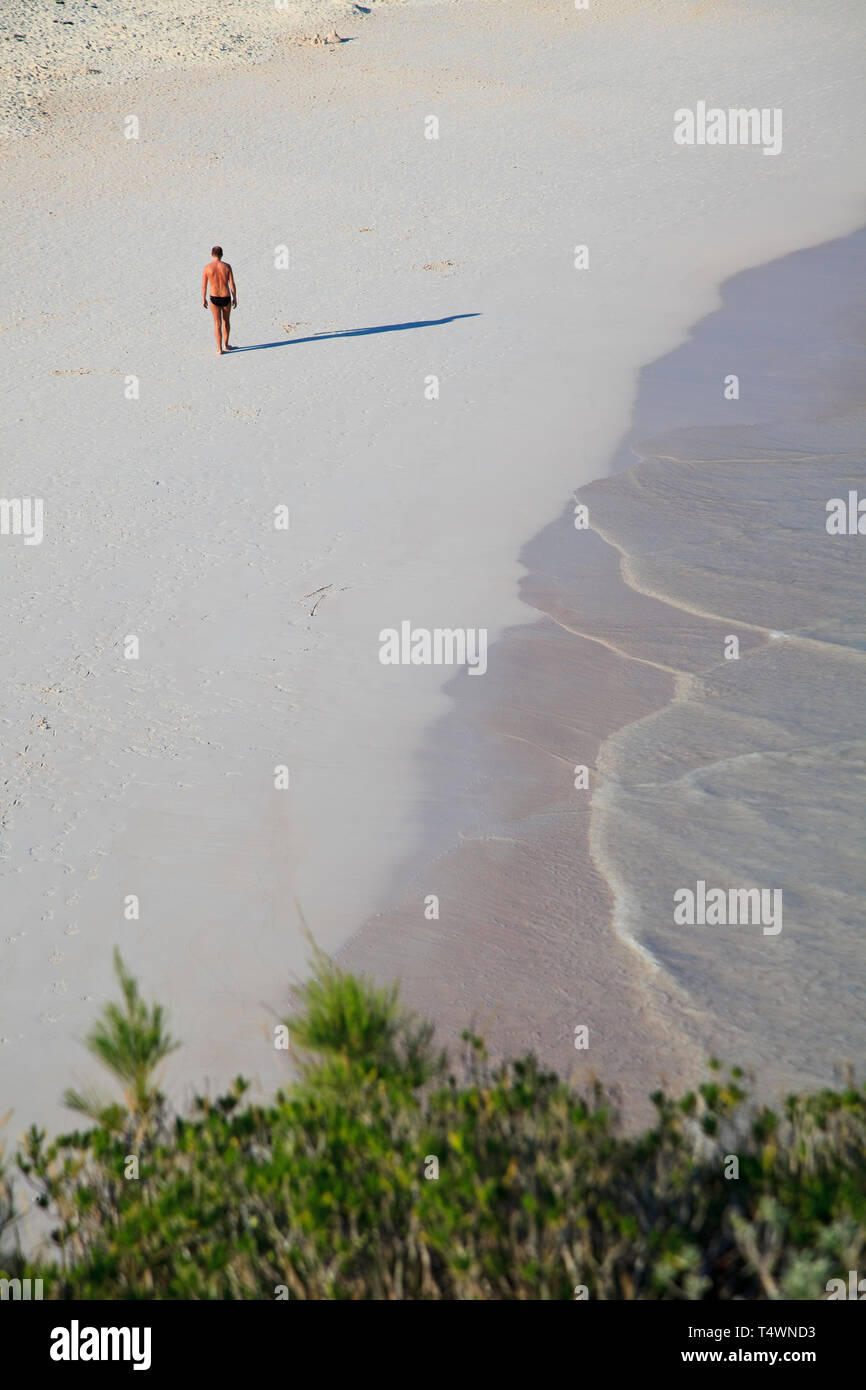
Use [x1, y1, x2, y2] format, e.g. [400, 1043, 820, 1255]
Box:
[1, 0, 865, 1134]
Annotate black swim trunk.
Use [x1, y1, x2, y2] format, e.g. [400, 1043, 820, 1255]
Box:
[210, 295, 231, 307]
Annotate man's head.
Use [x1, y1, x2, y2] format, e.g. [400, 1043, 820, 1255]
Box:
[211, 245, 223, 259]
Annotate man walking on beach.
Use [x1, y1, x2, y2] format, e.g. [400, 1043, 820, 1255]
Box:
[202, 246, 237, 355]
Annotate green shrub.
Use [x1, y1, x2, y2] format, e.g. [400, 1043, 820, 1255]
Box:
[1, 953, 864, 1299]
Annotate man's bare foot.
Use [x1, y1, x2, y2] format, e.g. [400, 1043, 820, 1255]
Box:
[216, 347, 223, 356]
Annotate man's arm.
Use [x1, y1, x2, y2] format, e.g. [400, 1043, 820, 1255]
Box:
[227, 265, 237, 308]
[202, 267, 209, 308]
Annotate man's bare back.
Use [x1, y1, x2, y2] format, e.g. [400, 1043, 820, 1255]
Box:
[202, 246, 237, 356]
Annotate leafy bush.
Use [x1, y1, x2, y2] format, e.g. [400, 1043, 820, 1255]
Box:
[1, 952, 864, 1299]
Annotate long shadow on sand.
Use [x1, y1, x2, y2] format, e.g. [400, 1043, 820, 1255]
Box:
[226, 313, 480, 353]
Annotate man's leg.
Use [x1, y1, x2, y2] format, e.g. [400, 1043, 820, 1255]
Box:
[222, 304, 232, 350]
[210, 302, 224, 354]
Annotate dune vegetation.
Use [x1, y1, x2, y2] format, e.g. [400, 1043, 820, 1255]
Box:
[1, 948, 864, 1300]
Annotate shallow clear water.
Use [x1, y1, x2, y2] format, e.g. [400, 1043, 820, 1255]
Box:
[581, 229, 866, 1084]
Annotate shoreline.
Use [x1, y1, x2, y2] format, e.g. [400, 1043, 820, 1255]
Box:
[339, 525, 717, 1123]
[342, 226, 866, 1118]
